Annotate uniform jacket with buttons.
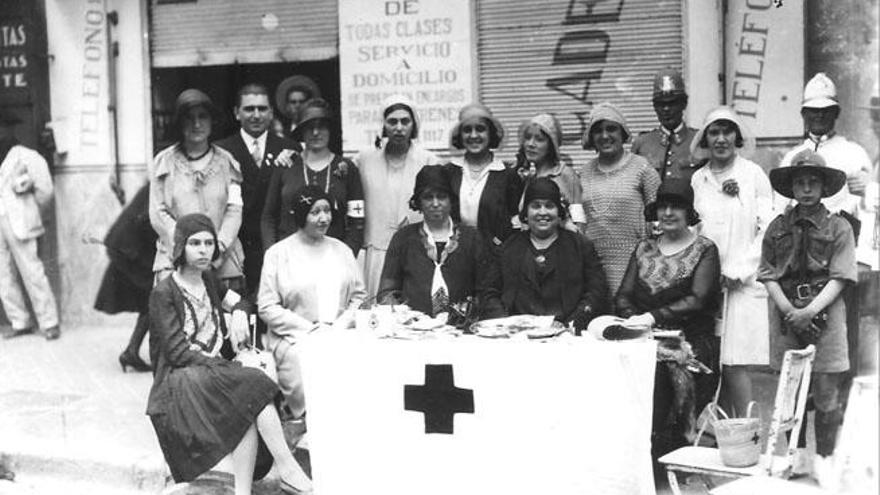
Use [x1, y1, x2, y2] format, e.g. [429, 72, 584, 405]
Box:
[632, 126, 702, 183]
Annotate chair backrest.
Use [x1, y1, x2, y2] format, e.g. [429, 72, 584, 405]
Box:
[764, 345, 816, 476]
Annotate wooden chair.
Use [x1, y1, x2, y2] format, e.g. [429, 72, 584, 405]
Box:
[659, 345, 816, 494]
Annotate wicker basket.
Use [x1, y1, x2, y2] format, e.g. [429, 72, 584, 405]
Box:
[712, 402, 761, 468]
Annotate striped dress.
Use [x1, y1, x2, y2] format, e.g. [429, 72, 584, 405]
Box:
[580, 152, 661, 297]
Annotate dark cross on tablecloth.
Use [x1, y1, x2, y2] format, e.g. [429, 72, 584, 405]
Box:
[404, 364, 474, 434]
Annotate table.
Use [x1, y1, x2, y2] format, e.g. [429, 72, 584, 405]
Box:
[299, 332, 658, 495]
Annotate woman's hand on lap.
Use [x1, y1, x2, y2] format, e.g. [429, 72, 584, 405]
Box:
[229, 310, 250, 349]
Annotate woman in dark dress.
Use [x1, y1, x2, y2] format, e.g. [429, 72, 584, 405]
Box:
[148, 213, 311, 495]
[444, 103, 523, 249]
[615, 178, 721, 460]
[377, 165, 495, 317]
[94, 183, 156, 372]
[486, 178, 607, 330]
[261, 98, 364, 255]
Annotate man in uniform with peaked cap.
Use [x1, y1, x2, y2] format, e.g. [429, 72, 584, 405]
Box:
[632, 67, 701, 183]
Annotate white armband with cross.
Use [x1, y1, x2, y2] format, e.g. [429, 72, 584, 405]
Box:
[347, 200, 365, 218]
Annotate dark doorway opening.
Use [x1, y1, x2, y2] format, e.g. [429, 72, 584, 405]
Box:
[150, 59, 341, 153]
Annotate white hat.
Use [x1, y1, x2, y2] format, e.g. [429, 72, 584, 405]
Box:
[802, 73, 838, 109]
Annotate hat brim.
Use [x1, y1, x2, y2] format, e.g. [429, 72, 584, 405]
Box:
[769, 165, 847, 199]
[291, 115, 333, 142]
[275, 76, 322, 117]
[802, 97, 839, 109]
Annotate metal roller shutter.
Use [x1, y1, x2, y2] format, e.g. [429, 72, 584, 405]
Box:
[150, 0, 339, 67]
[477, 0, 683, 165]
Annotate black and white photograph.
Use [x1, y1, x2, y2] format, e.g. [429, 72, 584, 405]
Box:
[0, 0, 877, 494]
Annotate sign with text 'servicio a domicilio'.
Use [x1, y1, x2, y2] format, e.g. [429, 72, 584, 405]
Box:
[338, 0, 475, 151]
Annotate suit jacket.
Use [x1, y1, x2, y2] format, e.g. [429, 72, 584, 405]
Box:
[0, 144, 53, 240]
[215, 132, 300, 245]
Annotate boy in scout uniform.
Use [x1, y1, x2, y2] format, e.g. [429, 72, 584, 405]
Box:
[632, 68, 702, 183]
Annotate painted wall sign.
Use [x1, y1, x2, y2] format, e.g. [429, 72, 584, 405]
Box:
[726, 0, 804, 138]
[0, 19, 30, 95]
[338, 0, 475, 150]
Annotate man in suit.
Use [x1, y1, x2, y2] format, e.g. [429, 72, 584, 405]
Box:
[0, 108, 59, 340]
[632, 68, 701, 183]
[216, 83, 298, 302]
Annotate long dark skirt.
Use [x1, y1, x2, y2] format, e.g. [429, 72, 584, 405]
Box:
[149, 360, 278, 482]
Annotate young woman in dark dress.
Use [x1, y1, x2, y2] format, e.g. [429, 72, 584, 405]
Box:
[147, 213, 311, 495]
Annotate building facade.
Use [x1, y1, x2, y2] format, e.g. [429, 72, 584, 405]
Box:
[1, 0, 876, 326]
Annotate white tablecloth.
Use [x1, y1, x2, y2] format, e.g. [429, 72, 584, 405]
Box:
[299, 333, 657, 495]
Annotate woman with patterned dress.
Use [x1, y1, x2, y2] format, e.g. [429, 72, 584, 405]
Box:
[149, 89, 244, 287]
[356, 95, 439, 302]
[148, 213, 312, 495]
[616, 179, 721, 461]
[580, 102, 661, 298]
[690, 106, 773, 417]
[261, 98, 364, 255]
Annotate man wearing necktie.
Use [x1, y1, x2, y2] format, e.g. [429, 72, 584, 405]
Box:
[216, 83, 299, 307]
[632, 68, 702, 183]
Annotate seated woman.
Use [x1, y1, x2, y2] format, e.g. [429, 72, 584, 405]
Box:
[148, 213, 311, 495]
[258, 185, 366, 421]
[377, 165, 495, 317]
[486, 178, 607, 330]
[615, 178, 721, 460]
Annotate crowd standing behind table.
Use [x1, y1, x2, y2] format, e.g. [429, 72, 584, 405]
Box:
[92, 67, 879, 494]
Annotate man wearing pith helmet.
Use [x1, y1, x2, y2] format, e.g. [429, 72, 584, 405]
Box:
[777, 73, 872, 218]
[632, 67, 701, 183]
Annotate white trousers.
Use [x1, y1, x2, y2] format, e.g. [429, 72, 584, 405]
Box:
[0, 214, 58, 330]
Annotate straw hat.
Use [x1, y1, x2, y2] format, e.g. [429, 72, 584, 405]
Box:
[275, 75, 322, 118]
[581, 102, 631, 150]
[690, 106, 756, 160]
[449, 103, 505, 150]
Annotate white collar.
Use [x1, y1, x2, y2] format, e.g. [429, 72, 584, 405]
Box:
[449, 156, 506, 172]
[240, 129, 268, 151]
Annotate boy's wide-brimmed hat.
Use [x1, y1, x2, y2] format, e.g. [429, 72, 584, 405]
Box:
[769, 149, 847, 199]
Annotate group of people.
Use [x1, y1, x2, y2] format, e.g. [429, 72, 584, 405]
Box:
[82, 68, 875, 493]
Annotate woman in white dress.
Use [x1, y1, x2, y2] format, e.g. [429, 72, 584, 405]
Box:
[258, 185, 366, 420]
[356, 95, 439, 303]
[690, 106, 774, 416]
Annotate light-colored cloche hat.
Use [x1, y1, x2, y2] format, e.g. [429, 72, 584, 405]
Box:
[518, 113, 562, 157]
[769, 149, 846, 200]
[581, 102, 631, 150]
[449, 103, 505, 150]
[689, 106, 756, 160]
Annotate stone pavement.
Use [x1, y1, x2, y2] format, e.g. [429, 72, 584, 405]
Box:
[0, 314, 167, 493]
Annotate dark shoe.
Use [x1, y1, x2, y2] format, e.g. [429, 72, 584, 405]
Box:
[119, 349, 151, 372]
[3, 327, 34, 340]
[43, 326, 61, 340]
